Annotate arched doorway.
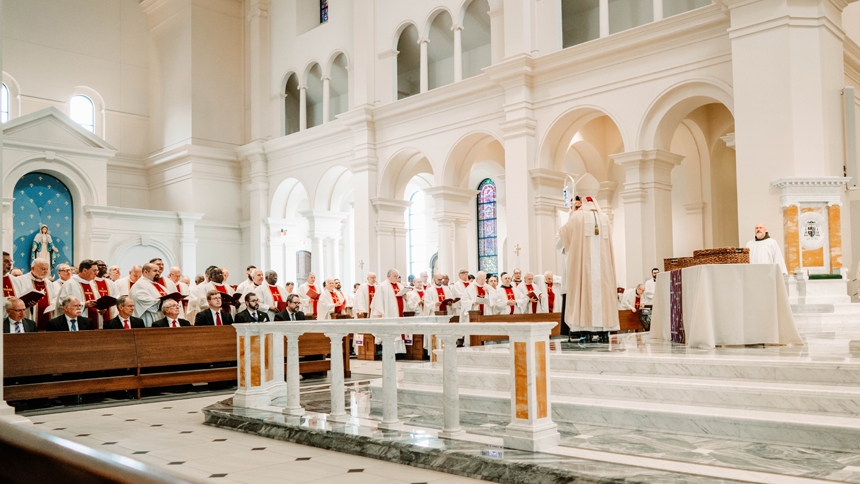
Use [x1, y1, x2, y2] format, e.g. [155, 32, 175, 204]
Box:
[12, 172, 74, 278]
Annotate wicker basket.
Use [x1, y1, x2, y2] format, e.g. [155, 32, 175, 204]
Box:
[664, 257, 696, 272]
[693, 247, 749, 266]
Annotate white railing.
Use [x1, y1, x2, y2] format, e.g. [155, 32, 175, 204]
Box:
[231, 316, 560, 452]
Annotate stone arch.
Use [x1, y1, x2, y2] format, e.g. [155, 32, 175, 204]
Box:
[303, 62, 324, 128]
[637, 78, 734, 151]
[314, 165, 353, 211]
[324, 50, 351, 76]
[4, 153, 100, 208]
[426, 8, 455, 90]
[379, 148, 435, 199]
[110, 235, 177, 272]
[538, 105, 628, 173]
[457, 0, 492, 79]
[270, 177, 311, 218]
[328, 52, 350, 120]
[69, 86, 106, 139]
[423, 6, 456, 37]
[281, 71, 301, 135]
[2, 71, 22, 120]
[394, 22, 421, 99]
[442, 130, 505, 188]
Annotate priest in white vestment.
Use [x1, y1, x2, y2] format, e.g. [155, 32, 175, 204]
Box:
[57, 261, 104, 326]
[424, 273, 453, 314]
[407, 280, 431, 315]
[642, 268, 659, 306]
[559, 196, 620, 335]
[317, 278, 347, 320]
[116, 265, 142, 296]
[2, 252, 25, 304]
[168, 266, 191, 318]
[369, 269, 409, 353]
[93, 260, 120, 326]
[195, 267, 237, 315]
[516, 272, 547, 314]
[452, 269, 471, 314]
[235, 265, 258, 296]
[539, 271, 562, 314]
[256, 270, 288, 321]
[619, 284, 646, 311]
[462, 271, 494, 318]
[746, 223, 788, 275]
[18, 258, 58, 331]
[130, 263, 169, 327]
[298, 273, 322, 317]
[353, 272, 377, 318]
[494, 273, 521, 315]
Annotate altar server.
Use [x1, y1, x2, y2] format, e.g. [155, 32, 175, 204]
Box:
[18, 258, 57, 330]
[559, 196, 620, 339]
[746, 223, 788, 275]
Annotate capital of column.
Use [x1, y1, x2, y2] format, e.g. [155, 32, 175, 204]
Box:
[500, 117, 538, 139]
[321, 76, 331, 82]
[299, 85, 308, 92]
[451, 24, 464, 32]
[612, 150, 683, 189]
[533, 197, 564, 216]
[721, 133, 736, 150]
[300, 210, 349, 239]
[378, 49, 399, 60]
[417, 37, 430, 45]
[323, 332, 348, 341]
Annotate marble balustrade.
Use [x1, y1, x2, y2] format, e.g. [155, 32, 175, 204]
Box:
[231, 316, 560, 452]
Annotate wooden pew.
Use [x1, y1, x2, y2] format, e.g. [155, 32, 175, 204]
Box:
[618, 310, 645, 332]
[134, 326, 237, 392]
[467, 311, 561, 346]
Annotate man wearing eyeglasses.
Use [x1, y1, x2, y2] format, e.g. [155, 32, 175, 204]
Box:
[47, 296, 94, 331]
[274, 294, 304, 321]
[3, 297, 37, 333]
[52, 263, 73, 293]
[194, 290, 234, 326]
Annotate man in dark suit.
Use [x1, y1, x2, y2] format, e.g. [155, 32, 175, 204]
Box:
[152, 299, 191, 327]
[235, 292, 270, 323]
[195, 290, 234, 326]
[3, 297, 37, 333]
[104, 295, 146, 330]
[274, 294, 305, 321]
[47, 296, 94, 331]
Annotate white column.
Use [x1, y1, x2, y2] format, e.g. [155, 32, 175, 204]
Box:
[334, 236, 343, 281]
[453, 219, 470, 272]
[247, 0, 272, 141]
[325, 332, 348, 419]
[340, 108, 379, 280]
[434, 217, 455, 277]
[652, 0, 663, 22]
[178, 213, 203, 277]
[426, 186, 476, 276]
[242, 141, 269, 267]
[419, 38, 429, 93]
[452, 25, 463, 83]
[268, 331, 286, 400]
[440, 335, 464, 438]
[599, 0, 609, 37]
[283, 332, 304, 416]
[299, 86, 308, 131]
[371, 198, 411, 273]
[378, 333, 402, 429]
[612, 150, 683, 286]
[530, 169, 566, 274]
[322, 76, 331, 124]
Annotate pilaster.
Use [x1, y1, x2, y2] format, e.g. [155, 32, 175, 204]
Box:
[371, 198, 412, 273]
[341, 107, 379, 280]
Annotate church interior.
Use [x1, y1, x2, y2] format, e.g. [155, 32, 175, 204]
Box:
[3, 0, 860, 483]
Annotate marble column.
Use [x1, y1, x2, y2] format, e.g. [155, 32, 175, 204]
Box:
[419, 38, 429, 93]
[599, 0, 609, 37]
[322, 76, 331, 124]
[247, 0, 271, 141]
[341, 107, 379, 280]
[652, 0, 663, 22]
[529, 169, 566, 274]
[234, 330, 272, 408]
[452, 24, 463, 82]
[440, 335, 464, 438]
[302, 210, 348, 281]
[325, 332, 348, 420]
[267, 331, 286, 400]
[426, 186, 476, 276]
[434, 217, 455, 277]
[371, 198, 411, 273]
[312, 236, 325, 280]
[612, 150, 683, 285]
[504, 331, 558, 452]
[378, 333, 402, 429]
[178, 213, 202, 277]
[241, 141, 269, 268]
[453, 219, 470, 272]
[283, 332, 304, 416]
[299, 86, 308, 131]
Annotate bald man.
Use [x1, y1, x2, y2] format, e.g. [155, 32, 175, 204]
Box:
[353, 272, 378, 318]
[317, 278, 346, 320]
[116, 265, 142, 296]
[18, 258, 58, 330]
[746, 223, 788, 275]
[129, 263, 168, 327]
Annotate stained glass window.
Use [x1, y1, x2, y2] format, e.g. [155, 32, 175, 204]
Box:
[477, 178, 498, 274]
[1, 83, 9, 123]
[408, 190, 427, 277]
[70, 94, 94, 133]
[320, 0, 328, 23]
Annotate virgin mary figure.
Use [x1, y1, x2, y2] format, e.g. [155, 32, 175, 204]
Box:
[31, 225, 59, 271]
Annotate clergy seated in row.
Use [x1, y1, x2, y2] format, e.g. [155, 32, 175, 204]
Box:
[235, 292, 270, 323]
[3, 297, 37, 333]
[274, 294, 305, 321]
[194, 290, 234, 326]
[46, 296, 95, 331]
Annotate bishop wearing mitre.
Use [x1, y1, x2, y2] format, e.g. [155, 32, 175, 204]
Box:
[559, 196, 620, 338]
[369, 269, 409, 353]
[353, 272, 377, 318]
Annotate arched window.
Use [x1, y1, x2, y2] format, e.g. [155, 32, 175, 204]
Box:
[477, 178, 498, 274]
[70, 94, 95, 133]
[1, 83, 9, 123]
[408, 190, 427, 277]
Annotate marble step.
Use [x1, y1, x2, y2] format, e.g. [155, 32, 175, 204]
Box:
[443, 351, 860, 385]
[401, 364, 860, 416]
[387, 381, 860, 452]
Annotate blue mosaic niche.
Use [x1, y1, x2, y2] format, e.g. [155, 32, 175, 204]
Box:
[12, 172, 74, 279]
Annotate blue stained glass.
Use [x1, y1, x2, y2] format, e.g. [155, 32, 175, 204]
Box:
[320, 0, 328, 23]
[477, 178, 497, 273]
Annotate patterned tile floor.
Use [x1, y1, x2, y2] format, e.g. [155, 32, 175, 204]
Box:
[25, 391, 482, 483]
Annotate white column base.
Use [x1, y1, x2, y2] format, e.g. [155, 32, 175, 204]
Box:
[283, 406, 305, 416]
[439, 428, 465, 439]
[0, 403, 30, 425]
[377, 420, 404, 430]
[266, 381, 287, 400]
[233, 388, 272, 409]
[503, 421, 559, 452]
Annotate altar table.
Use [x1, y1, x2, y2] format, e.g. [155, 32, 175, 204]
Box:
[651, 264, 802, 348]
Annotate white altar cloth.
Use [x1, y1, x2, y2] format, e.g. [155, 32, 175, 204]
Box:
[651, 264, 802, 348]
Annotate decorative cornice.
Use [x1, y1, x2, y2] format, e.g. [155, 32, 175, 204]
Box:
[772, 177, 849, 207]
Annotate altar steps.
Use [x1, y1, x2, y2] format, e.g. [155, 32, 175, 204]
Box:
[387, 348, 860, 451]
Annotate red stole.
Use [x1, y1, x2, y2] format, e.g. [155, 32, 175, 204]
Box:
[635, 296, 641, 311]
[31, 278, 51, 330]
[153, 281, 168, 297]
[435, 286, 446, 302]
[154, 277, 165, 286]
[392, 283, 404, 317]
[95, 279, 111, 322]
[129, 279, 136, 288]
[368, 285, 376, 307]
[215, 284, 228, 294]
[269, 285, 286, 312]
[526, 284, 537, 313]
[546, 283, 555, 313]
[330, 291, 344, 314]
[463, 281, 470, 288]
[80, 281, 99, 322]
[503, 286, 516, 314]
[2, 275, 15, 297]
[475, 285, 486, 314]
[309, 285, 319, 315]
